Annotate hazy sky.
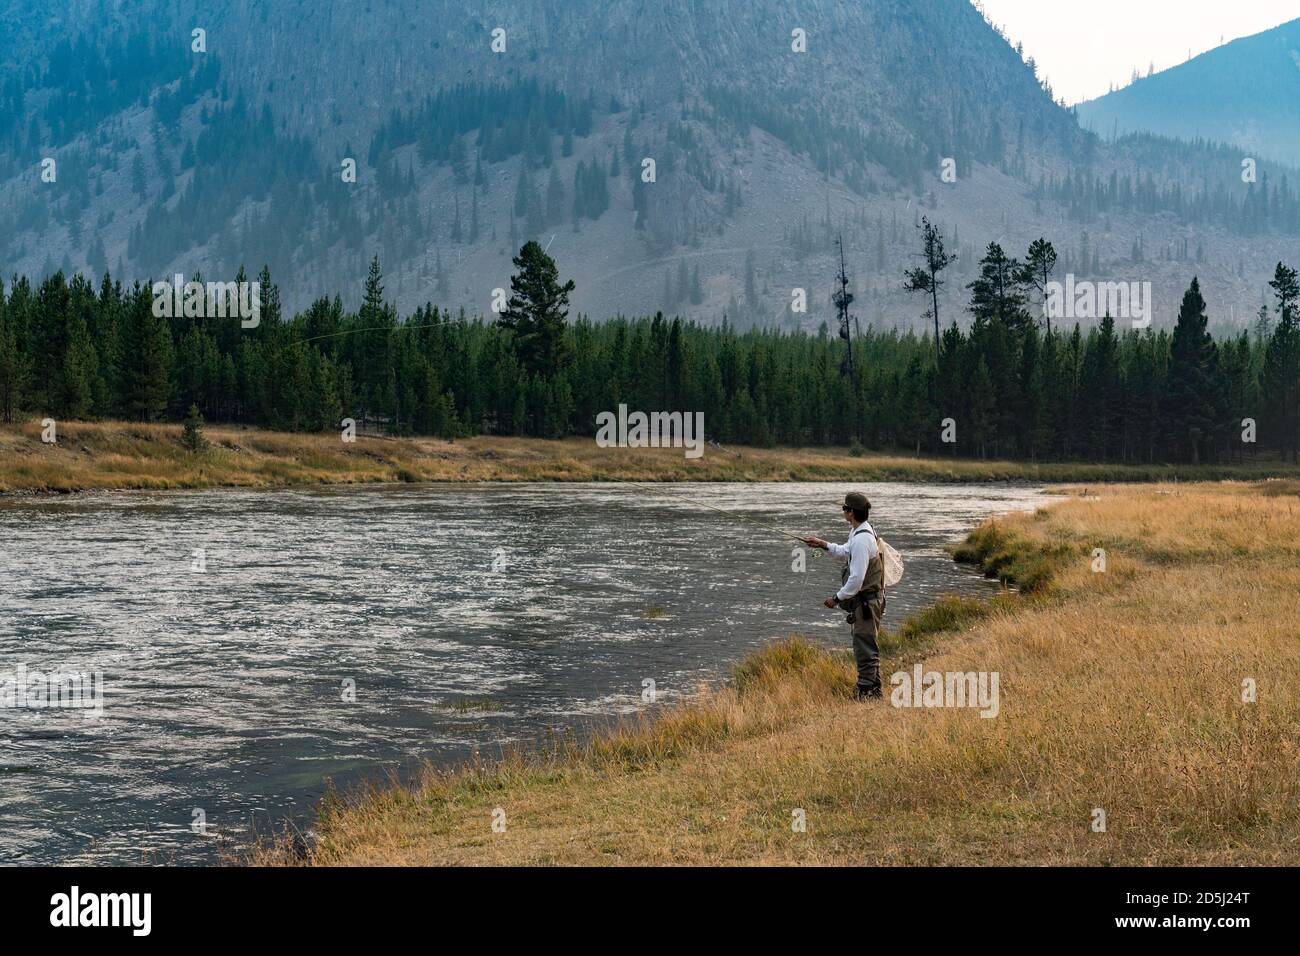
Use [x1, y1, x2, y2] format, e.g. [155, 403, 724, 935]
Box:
[975, 0, 1300, 104]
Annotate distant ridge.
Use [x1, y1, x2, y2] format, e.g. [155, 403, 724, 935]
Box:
[1077, 18, 1300, 165]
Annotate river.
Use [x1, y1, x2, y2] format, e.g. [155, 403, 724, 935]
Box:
[0, 481, 1052, 864]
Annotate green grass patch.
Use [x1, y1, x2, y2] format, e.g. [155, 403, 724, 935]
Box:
[951, 521, 1074, 594]
[879, 594, 998, 654]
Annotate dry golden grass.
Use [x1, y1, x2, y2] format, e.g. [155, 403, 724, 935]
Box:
[261, 482, 1299, 866]
[4, 420, 1300, 494]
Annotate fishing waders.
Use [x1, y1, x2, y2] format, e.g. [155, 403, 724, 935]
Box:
[842, 532, 887, 699]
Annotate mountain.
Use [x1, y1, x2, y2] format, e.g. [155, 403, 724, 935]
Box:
[1, 0, 1298, 330]
[1077, 18, 1300, 166]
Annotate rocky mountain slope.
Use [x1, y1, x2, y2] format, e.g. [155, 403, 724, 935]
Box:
[1, 0, 1297, 332]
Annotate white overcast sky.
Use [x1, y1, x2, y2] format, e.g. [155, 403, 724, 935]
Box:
[975, 0, 1300, 104]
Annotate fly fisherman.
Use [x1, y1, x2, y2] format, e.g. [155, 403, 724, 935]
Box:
[801, 492, 886, 700]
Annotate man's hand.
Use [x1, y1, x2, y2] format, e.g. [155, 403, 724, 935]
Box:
[823, 596, 838, 609]
[802, 536, 828, 550]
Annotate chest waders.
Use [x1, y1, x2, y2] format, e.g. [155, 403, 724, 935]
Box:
[841, 524, 886, 697]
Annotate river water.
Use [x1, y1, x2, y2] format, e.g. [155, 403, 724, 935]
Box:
[0, 481, 1051, 864]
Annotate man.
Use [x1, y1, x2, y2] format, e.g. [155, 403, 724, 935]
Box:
[802, 492, 886, 699]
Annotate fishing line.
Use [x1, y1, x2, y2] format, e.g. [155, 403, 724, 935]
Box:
[606, 479, 910, 589]
[265, 321, 449, 356]
[606, 479, 833, 607]
[609, 477, 818, 547]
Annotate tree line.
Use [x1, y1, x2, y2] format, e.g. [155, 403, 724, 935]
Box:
[1, 239, 1297, 465]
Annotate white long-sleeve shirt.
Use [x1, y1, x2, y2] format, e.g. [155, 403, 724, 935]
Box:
[827, 522, 879, 602]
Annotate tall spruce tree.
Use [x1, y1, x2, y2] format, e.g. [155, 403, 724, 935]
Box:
[968, 242, 1030, 336]
[1079, 315, 1120, 460]
[1164, 278, 1218, 463]
[498, 241, 575, 379]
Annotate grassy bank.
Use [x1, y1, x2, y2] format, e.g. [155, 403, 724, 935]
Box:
[264, 481, 1300, 865]
[3, 420, 1300, 493]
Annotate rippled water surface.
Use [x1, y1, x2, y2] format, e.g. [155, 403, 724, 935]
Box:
[0, 481, 1051, 864]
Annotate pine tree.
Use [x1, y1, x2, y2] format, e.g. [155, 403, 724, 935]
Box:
[498, 241, 575, 379]
[361, 256, 385, 323]
[1262, 263, 1300, 461]
[1220, 331, 1258, 463]
[308, 351, 342, 431]
[967, 357, 996, 458]
[1253, 304, 1273, 345]
[1017, 238, 1058, 334]
[1031, 327, 1059, 458]
[967, 241, 1029, 336]
[1079, 315, 1120, 460]
[1164, 278, 1218, 463]
[358, 256, 395, 422]
[181, 402, 208, 452]
[60, 313, 98, 418]
[120, 288, 173, 422]
[903, 217, 957, 363]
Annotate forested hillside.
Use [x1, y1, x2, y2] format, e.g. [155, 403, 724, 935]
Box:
[1, 0, 1297, 329]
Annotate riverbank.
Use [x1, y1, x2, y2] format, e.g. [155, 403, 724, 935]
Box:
[3, 420, 1298, 493]
[266, 481, 1299, 865]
